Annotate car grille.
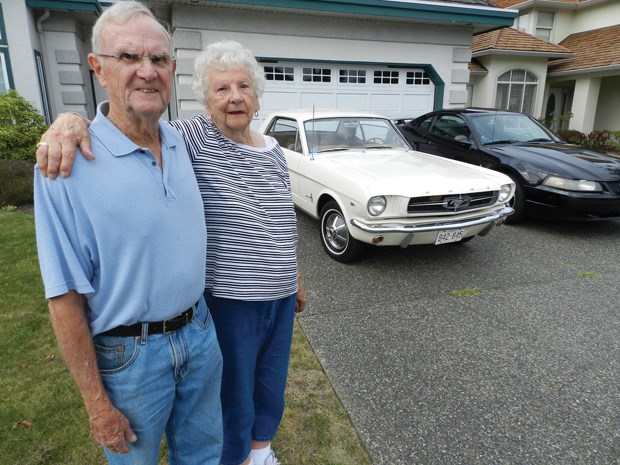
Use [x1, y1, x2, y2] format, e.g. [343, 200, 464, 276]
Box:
[606, 181, 620, 195]
[407, 191, 499, 213]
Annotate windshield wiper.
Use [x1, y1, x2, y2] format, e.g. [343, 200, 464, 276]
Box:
[316, 147, 351, 153]
[526, 138, 554, 143]
[485, 139, 519, 145]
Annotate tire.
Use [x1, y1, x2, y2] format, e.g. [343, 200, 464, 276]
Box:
[319, 201, 364, 262]
[506, 175, 526, 224]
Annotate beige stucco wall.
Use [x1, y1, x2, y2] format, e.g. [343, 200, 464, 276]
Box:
[469, 55, 549, 117]
[554, 2, 620, 42]
[2, 0, 43, 111]
[169, 3, 474, 118]
[594, 76, 620, 132]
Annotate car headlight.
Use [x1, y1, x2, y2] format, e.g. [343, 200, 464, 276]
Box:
[498, 184, 512, 202]
[543, 176, 603, 192]
[367, 196, 387, 216]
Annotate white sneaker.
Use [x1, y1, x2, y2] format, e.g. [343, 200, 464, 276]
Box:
[263, 450, 281, 465]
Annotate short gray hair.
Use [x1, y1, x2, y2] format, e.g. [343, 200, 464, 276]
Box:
[92, 1, 172, 55]
[192, 40, 265, 105]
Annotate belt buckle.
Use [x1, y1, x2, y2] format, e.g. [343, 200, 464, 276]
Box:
[162, 309, 189, 334]
[162, 315, 179, 334]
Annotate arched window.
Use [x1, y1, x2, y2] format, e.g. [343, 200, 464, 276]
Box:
[495, 69, 538, 115]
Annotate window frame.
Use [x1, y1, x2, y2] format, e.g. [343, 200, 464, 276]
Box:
[494, 69, 538, 115]
[535, 11, 555, 41]
[0, 4, 14, 92]
[516, 12, 530, 33]
[34, 50, 51, 123]
[0, 3, 6, 46]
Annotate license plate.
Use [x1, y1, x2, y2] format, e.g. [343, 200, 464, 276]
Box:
[435, 228, 465, 245]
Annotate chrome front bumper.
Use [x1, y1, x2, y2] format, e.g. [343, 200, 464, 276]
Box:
[350, 206, 514, 247]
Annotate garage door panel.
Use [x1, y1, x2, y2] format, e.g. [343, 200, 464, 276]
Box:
[402, 94, 435, 116]
[370, 94, 402, 112]
[261, 61, 434, 120]
[336, 94, 368, 111]
[301, 93, 335, 108]
[262, 92, 300, 113]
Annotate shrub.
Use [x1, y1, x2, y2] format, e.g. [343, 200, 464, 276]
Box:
[557, 129, 616, 152]
[540, 112, 573, 130]
[0, 159, 34, 207]
[585, 130, 614, 152]
[0, 89, 48, 162]
[558, 129, 586, 145]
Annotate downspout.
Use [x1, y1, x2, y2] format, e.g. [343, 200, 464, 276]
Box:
[36, 10, 55, 121]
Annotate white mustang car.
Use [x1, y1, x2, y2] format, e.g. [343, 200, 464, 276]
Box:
[260, 109, 514, 262]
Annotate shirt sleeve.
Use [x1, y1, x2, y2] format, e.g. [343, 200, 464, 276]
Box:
[34, 167, 95, 299]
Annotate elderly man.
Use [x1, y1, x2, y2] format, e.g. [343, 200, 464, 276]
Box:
[33, 2, 222, 464]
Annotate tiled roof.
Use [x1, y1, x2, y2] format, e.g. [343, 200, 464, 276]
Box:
[472, 27, 572, 56]
[469, 59, 488, 74]
[491, 0, 584, 7]
[549, 24, 620, 73]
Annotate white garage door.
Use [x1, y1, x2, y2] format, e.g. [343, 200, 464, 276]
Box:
[257, 61, 435, 124]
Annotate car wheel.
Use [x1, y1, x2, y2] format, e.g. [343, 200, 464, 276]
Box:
[506, 176, 526, 224]
[320, 201, 364, 262]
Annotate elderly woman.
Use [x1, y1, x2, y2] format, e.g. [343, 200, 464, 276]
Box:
[36, 40, 307, 465]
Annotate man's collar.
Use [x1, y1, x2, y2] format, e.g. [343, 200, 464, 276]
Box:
[91, 101, 179, 157]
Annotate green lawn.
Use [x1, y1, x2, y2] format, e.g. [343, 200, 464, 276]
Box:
[0, 211, 371, 465]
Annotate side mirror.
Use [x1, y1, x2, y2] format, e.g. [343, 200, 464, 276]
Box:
[454, 135, 472, 146]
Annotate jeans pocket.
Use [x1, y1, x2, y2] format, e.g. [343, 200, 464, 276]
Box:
[93, 335, 140, 374]
[192, 304, 213, 331]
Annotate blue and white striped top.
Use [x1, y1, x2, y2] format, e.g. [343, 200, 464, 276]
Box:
[170, 115, 298, 301]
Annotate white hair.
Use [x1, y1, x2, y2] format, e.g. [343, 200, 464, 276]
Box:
[91, 1, 172, 55]
[192, 40, 265, 105]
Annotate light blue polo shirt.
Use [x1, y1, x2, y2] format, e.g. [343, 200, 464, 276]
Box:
[34, 102, 206, 336]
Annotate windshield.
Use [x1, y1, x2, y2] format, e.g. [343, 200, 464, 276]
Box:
[303, 117, 411, 153]
[468, 113, 560, 145]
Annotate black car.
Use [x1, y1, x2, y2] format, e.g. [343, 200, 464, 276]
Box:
[396, 108, 620, 222]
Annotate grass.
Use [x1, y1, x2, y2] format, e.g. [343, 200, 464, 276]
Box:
[578, 271, 602, 281]
[0, 211, 371, 465]
[451, 287, 482, 297]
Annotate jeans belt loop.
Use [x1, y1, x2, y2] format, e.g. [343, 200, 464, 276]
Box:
[140, 322, 148, 344]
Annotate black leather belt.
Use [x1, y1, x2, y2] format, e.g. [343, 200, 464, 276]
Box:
[99, 302, 197, 337]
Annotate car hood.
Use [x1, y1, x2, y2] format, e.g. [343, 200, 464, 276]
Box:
[486, 143, 620, 180]
[317, 149, 510, 196]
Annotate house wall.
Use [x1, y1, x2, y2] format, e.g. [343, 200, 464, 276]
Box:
[554, 2, 620, 42]
[469, 55, 549, 117]
[3, 4, 96, 119]
[37, 14, 95, 117]
[594, 76, 620, 132]
[2, 1, 43, 111]
[169, 4, 473, 117]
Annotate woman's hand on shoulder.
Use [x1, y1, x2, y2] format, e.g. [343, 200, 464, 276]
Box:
[36, 112, 94, 179]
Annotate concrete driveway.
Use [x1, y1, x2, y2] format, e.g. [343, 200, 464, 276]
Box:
[295, 211, 620, 465]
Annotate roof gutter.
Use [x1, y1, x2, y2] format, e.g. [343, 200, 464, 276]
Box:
[26, 0, 103, 15]
[473, 50, 574, 59]
[498, 0, 610, 11]
[198, 0, 517, 27]
[548, 64, 620, 77]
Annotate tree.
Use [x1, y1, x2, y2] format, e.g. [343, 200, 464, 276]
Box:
[0, 90, 47, 162]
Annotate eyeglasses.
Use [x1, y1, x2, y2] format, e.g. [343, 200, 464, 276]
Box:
[96, 52, 174, 69]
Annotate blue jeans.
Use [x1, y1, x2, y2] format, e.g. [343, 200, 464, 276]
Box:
[205, 292, 296, 465]
[93, 298, 223, 465]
